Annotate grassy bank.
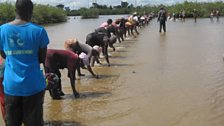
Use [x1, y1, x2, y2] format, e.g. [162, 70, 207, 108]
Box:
[0, 3, 67, 25]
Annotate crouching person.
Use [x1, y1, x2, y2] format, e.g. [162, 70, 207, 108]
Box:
[64, 39, 101, 78]
[86, 32, 111, 66]
[45, 49, 80, 98]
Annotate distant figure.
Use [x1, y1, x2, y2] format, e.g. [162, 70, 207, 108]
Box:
[179, 10, 183, 20]
[193, 9, 198, 23]
[157, 7, 167, 32]
[182, 10, 186, 21]
[172, 12, 176, 21]
[210, 10, 214, 22]
[216, 9, 220, 22]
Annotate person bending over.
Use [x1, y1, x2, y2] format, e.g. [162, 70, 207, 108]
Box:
[64, 38, 100, 78]
[45, 49, 80, 98]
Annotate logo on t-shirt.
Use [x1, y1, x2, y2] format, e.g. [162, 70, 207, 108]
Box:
[9, 32, 25, 47]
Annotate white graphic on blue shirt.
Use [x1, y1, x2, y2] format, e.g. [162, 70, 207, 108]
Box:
[8, 33, 24, 47]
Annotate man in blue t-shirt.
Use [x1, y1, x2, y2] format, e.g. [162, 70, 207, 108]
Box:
[0, 0, 49, 126]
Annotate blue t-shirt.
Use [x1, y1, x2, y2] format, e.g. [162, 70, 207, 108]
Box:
[0, 22, 49, 96]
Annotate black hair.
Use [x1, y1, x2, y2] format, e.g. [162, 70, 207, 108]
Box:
[107, 19, 113, 25]
[16, 0, 33, 21]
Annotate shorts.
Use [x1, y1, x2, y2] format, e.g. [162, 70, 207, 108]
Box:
[79, 52, 90, 66]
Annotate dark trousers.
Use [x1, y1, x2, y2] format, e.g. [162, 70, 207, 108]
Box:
[159, 21, 166, 32]
[5, 91, 45, 126]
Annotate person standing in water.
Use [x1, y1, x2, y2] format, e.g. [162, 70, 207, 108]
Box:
[157, 7, 167, 32]
[216, 9, 220, 22]
[0, 0, 49, 125]
[193, 9, 198, 23]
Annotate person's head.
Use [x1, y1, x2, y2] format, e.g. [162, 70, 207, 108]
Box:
[133, 12, 137, 16]
[15, 0, 33, 21]
[160, 7, 164, 10]
[64, 38, 78, 51]
[107, 19, 113, 25]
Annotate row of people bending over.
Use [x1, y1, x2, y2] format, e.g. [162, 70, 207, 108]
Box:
[45, 14, 153, 99]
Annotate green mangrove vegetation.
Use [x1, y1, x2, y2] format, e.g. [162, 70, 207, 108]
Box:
[78, 8, 99, 19]
[0, 3, 15, 24]
[0, 1, 224, 24]
[68, 1, 224, 18]
[166, 1, 224, 17]
[0, 2, 67, 25]
[32, 4, 67, 24]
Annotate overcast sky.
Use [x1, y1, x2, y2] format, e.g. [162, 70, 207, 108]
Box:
[0, 0, 221, 9]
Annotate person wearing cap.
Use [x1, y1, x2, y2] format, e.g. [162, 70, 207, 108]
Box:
[157, 7, 167, 32]
[64, 39, 100, 78]
[0, 0, 49, 125]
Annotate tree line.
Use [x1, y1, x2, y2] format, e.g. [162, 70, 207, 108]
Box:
[68, 1, 224, 18]
[0, 1, 223, 24]
[0, 3, 67, 25]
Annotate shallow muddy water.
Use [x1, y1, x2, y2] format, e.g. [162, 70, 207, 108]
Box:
[43, 17, 224, 126]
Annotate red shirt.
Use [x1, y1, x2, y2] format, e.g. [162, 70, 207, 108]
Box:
[45, 49, 78, 78]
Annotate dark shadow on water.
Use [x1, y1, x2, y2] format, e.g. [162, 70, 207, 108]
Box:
[98, 63, 133, 67]
[112, 55, 127, 59]
[79, 91, 112, 99]
[81, 74, 119, 79]
[114, 50, 127, 52]
[98, 74, 119, 79]
[110, 63, 134, 67]
[61, 91, 112, 100]
[124, 39, 137, 42]
[44, 121, 85, 126]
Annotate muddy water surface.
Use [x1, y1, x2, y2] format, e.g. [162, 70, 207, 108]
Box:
[43, 17, 224, 126]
